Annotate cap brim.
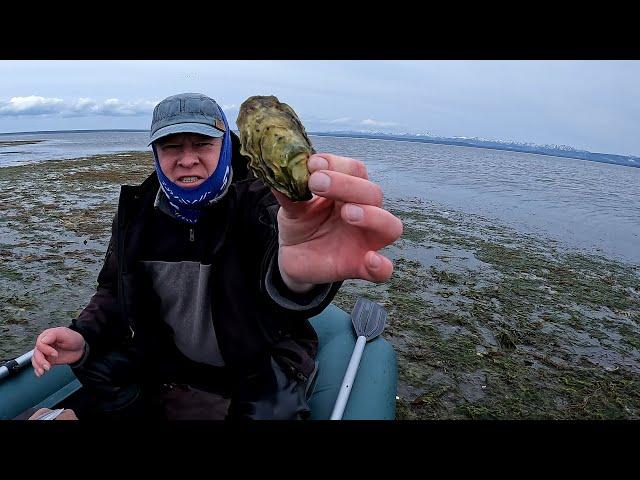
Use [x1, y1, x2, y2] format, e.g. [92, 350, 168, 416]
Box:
[148, 122, 224, 145]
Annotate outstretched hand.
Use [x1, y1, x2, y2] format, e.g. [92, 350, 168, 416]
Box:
[273, 153, 403, 291]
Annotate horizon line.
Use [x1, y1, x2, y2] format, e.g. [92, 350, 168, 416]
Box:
[0, 127, 637, 160]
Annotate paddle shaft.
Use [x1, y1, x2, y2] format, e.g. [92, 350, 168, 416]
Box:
[330, 335, 367, 420]
[0, 350, 34, 381]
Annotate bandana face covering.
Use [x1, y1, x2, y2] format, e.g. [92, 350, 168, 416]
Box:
[152, 110, 232, 224]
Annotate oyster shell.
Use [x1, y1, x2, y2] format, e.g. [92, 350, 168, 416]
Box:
[237, 95, 315, 201]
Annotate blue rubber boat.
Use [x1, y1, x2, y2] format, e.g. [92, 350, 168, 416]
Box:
[0, 302, 397, 420]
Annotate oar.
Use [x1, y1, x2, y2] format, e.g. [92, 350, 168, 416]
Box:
[330, 297, 387, 420]
[0, 349, 34, 381]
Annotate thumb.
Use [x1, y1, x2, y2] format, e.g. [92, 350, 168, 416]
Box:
[270, 188, 312, 220]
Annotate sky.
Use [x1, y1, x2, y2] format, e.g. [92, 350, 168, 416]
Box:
[0, 60, 638, 157]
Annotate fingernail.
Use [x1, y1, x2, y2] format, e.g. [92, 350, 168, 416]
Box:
[345, 204, 364, 222]
[309, 172, 331, 192]
[43, 363, 50, 371]
[308, 156, 328, 171]
[370, 253, 381, 269]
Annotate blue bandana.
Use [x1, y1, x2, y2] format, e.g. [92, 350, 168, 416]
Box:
[152, 110, 232, 224]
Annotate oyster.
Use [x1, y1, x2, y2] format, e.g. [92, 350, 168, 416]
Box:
[237, 95, 315, 201]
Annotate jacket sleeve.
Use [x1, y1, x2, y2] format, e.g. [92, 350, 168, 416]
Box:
[67, 212, 130, 360]
[244, 179, 342, 318]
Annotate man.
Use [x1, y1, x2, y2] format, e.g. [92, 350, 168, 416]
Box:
[30, 92, 403, 420]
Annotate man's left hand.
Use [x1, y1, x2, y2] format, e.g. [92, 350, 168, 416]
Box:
[272, 153, 403, 293]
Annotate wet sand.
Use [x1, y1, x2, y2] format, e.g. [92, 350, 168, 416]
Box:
[335, 198, 640, 419]
[0, 152, 153, 358]
[1, 152, 639, 419]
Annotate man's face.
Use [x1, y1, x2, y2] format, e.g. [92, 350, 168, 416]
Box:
[155, 133, 222, 189]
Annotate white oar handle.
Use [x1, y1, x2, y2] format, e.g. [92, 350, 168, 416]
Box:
[330, 335, 367, 420]
[0, 349, 34, 381]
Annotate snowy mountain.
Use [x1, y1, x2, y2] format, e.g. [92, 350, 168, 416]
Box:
[308, 130, 639, 169]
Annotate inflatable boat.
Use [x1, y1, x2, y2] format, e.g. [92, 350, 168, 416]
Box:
[0, 302, 397, 420]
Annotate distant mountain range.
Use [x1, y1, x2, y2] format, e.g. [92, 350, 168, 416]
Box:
[308, 131, 640, 169]
[1, 128, 637, 169]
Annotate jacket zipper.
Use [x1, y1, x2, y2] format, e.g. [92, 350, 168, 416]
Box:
[189, 227, 195, 242]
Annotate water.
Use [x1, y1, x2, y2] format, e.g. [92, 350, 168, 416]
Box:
[0, 130, 149, 166]
[309, 136, 640, 265]
[1, 130, 638, 264]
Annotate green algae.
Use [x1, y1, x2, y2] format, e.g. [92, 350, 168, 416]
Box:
[1, 154, 639, 420]
[335, 198, 640, 419]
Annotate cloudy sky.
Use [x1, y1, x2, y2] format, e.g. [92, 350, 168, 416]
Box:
[0, 60, 638, 156]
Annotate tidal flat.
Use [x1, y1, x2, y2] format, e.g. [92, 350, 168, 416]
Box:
[1, 152, 639, 419]
[334, 199, 640, 419]
[0, 153, 153, 357]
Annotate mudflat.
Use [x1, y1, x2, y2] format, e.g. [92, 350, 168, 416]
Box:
[1, 152, 638, 419]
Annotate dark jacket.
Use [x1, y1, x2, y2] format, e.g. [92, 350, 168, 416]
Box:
[69, 133, 341, 387]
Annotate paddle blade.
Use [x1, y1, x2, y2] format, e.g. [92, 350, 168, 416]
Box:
[351, 297, 387, 341]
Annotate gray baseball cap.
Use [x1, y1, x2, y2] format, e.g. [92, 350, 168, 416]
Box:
[148, 93, 225, 145]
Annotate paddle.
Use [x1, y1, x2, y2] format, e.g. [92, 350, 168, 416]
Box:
[330, 297, 387, 420]
[0, 350, 34, 381]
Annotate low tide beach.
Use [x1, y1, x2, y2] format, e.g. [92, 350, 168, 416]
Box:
[1, 147, 639, 419]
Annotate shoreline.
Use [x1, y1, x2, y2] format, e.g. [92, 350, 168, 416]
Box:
[0, 146, 640, 265]
[2, 130, 638, 169]
[1, 152, 638, 419]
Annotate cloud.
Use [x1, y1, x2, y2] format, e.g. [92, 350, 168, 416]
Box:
[221, 104, 237, 111]
[0, 96, 158, 117]
[0, 95, 64, 115]
[328, 117, 352, 124]
[361, 118, 397, 127]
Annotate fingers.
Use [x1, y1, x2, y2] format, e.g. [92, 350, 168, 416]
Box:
[275, 153, 378, 216]
[32, 348, 50, 377]
[307, 153, 376, 207]
[36, 334, 58, 360]
[309, 170, 383, 207]
[340, 204, 403, 244]
[31, 355, 41, 377]
[308, 153, 369, 180]
[339, 204, 401, 283]
[362, 251, 394, 283]
[33, 329, 60, 377]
